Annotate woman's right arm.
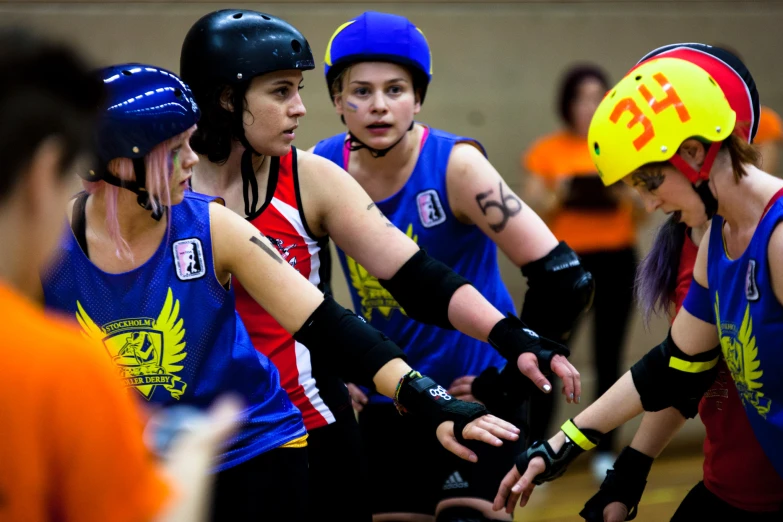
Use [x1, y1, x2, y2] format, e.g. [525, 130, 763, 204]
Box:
[208, 202, 520, 460]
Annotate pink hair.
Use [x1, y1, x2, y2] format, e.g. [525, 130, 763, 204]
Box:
[84, 131, 185, 260]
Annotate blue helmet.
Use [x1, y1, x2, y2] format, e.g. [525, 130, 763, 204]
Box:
[324, 11, 433, 102]
[92, 63, 200, 166]
[85, 64, 200, 219]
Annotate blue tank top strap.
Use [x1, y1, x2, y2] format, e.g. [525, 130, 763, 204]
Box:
[313, 134, 348, 168]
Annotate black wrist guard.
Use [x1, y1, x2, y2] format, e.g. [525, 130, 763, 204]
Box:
[395, 371, 488, 444]
[515, 419, 602, 485]
[579, 446, 654, 521]
[488, 314, 570, 375]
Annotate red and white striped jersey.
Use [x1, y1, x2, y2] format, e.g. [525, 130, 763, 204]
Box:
[234, 147, 336, 430]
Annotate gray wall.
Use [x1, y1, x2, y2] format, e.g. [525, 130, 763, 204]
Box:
[6, 0, 782, 449]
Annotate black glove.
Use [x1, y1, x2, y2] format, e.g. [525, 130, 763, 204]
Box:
[579, 446, 654, 521]
[472, 364, 536, 408]
[395, 371, 488, 445]
[487, 314, 570, 376]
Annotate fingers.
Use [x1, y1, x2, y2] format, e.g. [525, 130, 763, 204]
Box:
[447, 383, 474, 398]
[448, 375, 478, 401]
[462, 421, 504, 447]
[604, 502, 629, 522]
[436, 421, 478, 463]
[474, 414, 521, 439]
[206, 395, 243, 442]
[507, 457, 545, 510]
[493, 466, 521, 512]
[449, 375, 477, 387]
[462, 415, 519, 440]
[346, 383, 368, 411]
[517, 353, 551, 393]
[551, 355, 581, 404]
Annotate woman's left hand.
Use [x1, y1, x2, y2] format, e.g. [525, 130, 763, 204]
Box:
[436, 414, 519, 462]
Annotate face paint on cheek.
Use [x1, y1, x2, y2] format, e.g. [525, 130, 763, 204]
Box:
[346, 101, 359, 112]
[169, 151, 181, 178]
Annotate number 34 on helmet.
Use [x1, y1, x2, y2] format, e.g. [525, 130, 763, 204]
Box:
[588, 57, 737, 186]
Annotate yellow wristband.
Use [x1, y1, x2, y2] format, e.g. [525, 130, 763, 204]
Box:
[560, 419, 597, 451]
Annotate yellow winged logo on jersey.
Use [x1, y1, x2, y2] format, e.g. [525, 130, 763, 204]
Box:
[715, 293, 770, 418]
[76, 288, 188, 400]
[347, 224, 418, 320]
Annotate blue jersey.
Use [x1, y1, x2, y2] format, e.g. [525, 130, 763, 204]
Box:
[707, 194, 783, 477]
[314, 127, 512, 404]
[42, 192, 305, 471]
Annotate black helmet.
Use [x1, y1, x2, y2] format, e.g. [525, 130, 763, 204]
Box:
[180, 9, 314, 102]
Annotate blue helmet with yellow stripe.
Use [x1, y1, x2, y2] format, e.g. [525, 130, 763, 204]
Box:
[324, 11, 433, 102]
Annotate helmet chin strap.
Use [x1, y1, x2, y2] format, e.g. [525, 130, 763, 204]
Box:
[233, 104, 266, 217]
[98, 158, 165, 221]
[668, 141, 722, 219]
[347, 121, 415, 158]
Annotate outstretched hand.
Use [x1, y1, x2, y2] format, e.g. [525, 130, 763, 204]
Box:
[436, 414, 519, 462]
[517, 352, 581, 403]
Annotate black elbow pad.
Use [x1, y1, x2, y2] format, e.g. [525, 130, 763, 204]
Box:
[293, 296, 406, 388]
[631, 331, 720, 415]
[378, 249, 471, 330]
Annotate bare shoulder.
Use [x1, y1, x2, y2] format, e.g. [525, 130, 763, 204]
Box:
[448, 141, 489, 174]
[296, 147, 350, 181]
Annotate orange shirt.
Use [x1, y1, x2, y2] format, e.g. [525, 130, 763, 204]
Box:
[756, 105, 783, 144]
[0, 283, 170, 522]
[524, 130, 636, 254]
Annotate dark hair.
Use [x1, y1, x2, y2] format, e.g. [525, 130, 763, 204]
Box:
[557, 64, 610, 127]
[189, 81, 251, 164]
[0, 28, 103, 202]
[635, 215, 687, 326]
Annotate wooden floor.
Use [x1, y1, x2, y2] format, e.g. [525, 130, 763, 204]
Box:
[515, 452, 704, 521]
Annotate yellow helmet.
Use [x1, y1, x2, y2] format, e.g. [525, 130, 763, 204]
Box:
[588, 57, 736, 186]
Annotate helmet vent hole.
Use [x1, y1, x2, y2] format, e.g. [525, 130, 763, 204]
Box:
[610, 90, 616, 98]
[174, 88, 183, 98]
[122, 70, 132, 76]
[232, 13, 243, 19]
[261, 15, 271, 20]
[291, 40, 302, 53]
[635, 75, 642, 81]
[708, 76, 717, 86]
[593, 142, 601, 155]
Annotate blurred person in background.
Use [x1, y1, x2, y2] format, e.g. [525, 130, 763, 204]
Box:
[0, 27, 237, 522]
[522, 64, 645, 480]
